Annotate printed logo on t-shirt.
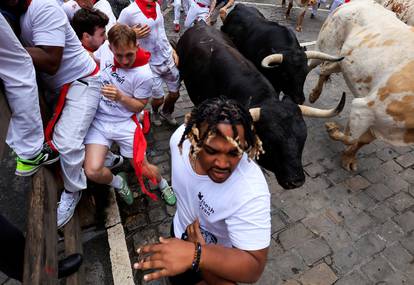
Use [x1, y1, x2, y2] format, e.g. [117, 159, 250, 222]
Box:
[198, 192, 215, 217]
[104, 62, 125, 84]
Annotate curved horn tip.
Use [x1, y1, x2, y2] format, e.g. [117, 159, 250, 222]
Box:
[335, 92, 346, 114]
[261, 54, 283, 69]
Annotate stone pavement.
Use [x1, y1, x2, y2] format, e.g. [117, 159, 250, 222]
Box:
[119, 2, 414, 285]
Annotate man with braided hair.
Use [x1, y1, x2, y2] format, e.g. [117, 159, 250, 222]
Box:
[134, 97, 270, 285]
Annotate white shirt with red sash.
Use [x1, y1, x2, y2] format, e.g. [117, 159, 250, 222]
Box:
[93, 41, 153, 122]
[118, 0, 173, 66]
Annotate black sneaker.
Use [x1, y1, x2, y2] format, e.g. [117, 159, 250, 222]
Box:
[15, 143, 59, 176]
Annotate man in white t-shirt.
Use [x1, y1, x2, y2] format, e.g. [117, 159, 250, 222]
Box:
[62, 0, 116, 33]
[184, 0, 217, 27]
[1, 0, 103, 228]
[134, 97, 271, 285]
[0, 13, 59, 176]
[72, 8, 109, 53]
[84, 24, 177, 206]
[119, 0, 181, 127]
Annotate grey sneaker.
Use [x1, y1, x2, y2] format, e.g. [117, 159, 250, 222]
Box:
[152, 111, 162, 127]
[116, 172, 133, 205]
[159, 110, 177, 126]
[57, 190, 82, 229]
[160, 184, 177, 206]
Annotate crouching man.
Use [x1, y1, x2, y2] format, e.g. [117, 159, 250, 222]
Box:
[134, 97, 271, 285]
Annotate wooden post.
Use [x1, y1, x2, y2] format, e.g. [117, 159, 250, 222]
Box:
[64, 208, 85, 285]
[23, 168, 58, 284]
[0, 88, 11, 158]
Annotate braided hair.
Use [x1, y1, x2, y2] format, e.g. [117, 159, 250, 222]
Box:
[178, 97, 264, 160]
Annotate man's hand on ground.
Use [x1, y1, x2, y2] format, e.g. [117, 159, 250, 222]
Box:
[134, 237, 194, 281]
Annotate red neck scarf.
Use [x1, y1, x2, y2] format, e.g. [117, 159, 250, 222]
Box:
[135, 0, 157, 20]
[112, 48, 151, 72]
[83, 44, 94, 53]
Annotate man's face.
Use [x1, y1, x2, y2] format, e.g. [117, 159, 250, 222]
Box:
[84, 27, 106, 52]
[110, 42, 137, 68]
[197, 123, 246, 183]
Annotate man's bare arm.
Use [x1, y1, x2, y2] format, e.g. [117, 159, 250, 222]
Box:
[25, 46, 63, 75]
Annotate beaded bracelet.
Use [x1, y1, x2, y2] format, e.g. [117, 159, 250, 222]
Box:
[191, 242, 202, 272]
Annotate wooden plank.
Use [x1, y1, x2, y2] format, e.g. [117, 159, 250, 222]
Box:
[0, 88, 11, 159]
[64, 208, 85, 285]
[23, 168, 58, 285]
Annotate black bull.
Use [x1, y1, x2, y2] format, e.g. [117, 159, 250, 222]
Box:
[221, 4, 343, 105]
[176, 22, 307, 189]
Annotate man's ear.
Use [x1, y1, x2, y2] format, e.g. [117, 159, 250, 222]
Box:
[82, 32, 90, 43]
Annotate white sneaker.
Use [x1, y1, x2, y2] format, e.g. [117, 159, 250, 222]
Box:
[152, 111, 162, 127]
[159, 110, 178, 126]
[57, 191, 82, 229]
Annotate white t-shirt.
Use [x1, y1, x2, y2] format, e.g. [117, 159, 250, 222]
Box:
[63, 0, 116, 33]
[118, 2, 173, 65]
[93, 41, 153, 122]
[94, 0, 117, 32]
[62, 0, 81, 19]
[20, 0, 96, 90]
[171, 125, 271, 250]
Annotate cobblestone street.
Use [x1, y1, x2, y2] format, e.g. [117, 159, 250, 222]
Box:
[119, 2, 414, 285]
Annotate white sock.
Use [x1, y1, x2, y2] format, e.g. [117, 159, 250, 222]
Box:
[158, 178, 168, 189]
[110, 174, 123, 189]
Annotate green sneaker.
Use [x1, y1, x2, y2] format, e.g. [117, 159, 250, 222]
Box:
[116, 172, 134, 205]
[15, 143, 59, 176]
[160, 184, 177, 206]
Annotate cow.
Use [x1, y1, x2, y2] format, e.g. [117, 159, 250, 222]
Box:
[220, 4, 343, 105]
[176, 21, 345, 189]
[375, 0, 414, 25]
[308, 1, 414, 171]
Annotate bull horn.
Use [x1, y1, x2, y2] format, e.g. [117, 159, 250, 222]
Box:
[305, 50, 344, 62]
[299, 92, 346, 117]
[249, 108, 261, 122]
[261, 54, 283, 68]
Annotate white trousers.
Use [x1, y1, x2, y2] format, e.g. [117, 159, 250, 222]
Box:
[184, 1, 210, 28]
[174, 0, 190, 24]
[52, 76, 101, 192]
[0, 14, 44, 159]
[5, 88, 44, 159]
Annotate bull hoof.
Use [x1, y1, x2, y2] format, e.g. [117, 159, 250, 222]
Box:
[342, 154, 358, 172]
[325, 122, 340, 132]
[325, 122, 343, 140]
[309, 89, 321, 103]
